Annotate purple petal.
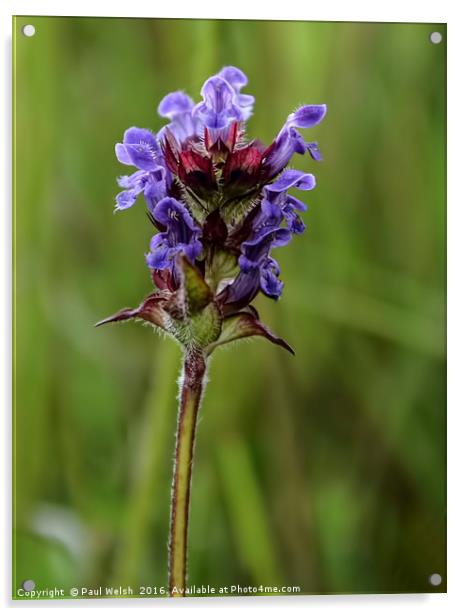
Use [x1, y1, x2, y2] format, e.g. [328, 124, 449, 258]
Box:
[116, 128, 161, 171]
[266, 169, 316, 194]
[157, 91, 199, 142]
[153, 197, 199, 232]
[283, 206, 306, 234]
[117, 169, 147, 189]
[256, 227, 292, 249]
[158, 91, 194, 118]
[123, 143, 159, 172]
[237, 93, 255, 108]
[123, 127, 158, 149]
[263, 104, 326, 176]
[240, 227, 292, 270]
[147, 198, 202, 271]
[115, 190, 138, 210]
[202, 77, 235, 113]
[308, 141, 323, 161]
[219, 269, 261, 310]
[286, 195, 308, 212]
[260, 258, 284, 299]
[217, 66, 248, 89]
[181, 239, 203, 263]
[143, 174, 168, 212]
[115, 143, 132, 166]
[194, 76, 240, 129]
[115, 170, 148, 210]
[260, 199, 283, 225]
[288, 105, 327, 129]
[216, 67, 254, 120]
[262, 130, 300, 176]
[288, 128, 307, 154]
[146, 236, 171, 270]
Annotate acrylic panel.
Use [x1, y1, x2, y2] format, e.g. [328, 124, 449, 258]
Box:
[13, 16, 446, 600]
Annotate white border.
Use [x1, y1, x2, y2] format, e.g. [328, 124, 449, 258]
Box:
[2, 1, 464, 614]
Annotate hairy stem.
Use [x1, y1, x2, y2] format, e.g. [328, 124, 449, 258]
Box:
[169, 348, 207, 597]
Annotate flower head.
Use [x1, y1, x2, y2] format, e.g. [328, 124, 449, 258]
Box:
[101, 67, 326, 354]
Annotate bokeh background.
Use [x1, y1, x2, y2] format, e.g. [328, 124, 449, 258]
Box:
[13, 17, 446, 597]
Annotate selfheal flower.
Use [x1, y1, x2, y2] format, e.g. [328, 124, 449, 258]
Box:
[116, 167, 167, 212]
[116, 170, 150, 210]
[194, 66, 254, 129]
[146, 197, 203, 271]
[216, 66, 255, 121]
[193, 66, 254, 149]
[194, 76, 241, 130]
[105, 66, 326, 355]
[238, 227, 292, 273]
[261, 169, 316, 234]
[116, 127, 164, 172]
[157, 91, 199, 143]
[217, 227, 291, 311]
[115, 127, 169, 212]
[238, 227, 291, 299]
[263, 105, 327, 176]
[260, 257, 284, 298]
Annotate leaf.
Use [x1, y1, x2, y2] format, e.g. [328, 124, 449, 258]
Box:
[205, 310, 294, 356]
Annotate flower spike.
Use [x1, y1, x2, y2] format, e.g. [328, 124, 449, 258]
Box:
[101, 66, 326, 356]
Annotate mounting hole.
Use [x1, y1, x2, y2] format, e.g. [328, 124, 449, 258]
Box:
[429, 31, 442, 44]
[429, 573, 442, 586]
[22, 579, 36, 591]
[22, 24, 36, 37]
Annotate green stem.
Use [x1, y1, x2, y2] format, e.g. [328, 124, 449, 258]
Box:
[169, 348, 207, 597]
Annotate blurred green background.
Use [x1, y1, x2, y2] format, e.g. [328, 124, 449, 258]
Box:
[13, 17, 446, 597]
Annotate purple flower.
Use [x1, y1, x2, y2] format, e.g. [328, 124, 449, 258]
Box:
[193, 67, 254, 145]
[115, 170, 150, 210]
[263, 105, 327, 176]
[217, 66, 255, 121]
[220, 227, 291, 308]
[265, 168, 316, 195]
[261, 169, 316, 234]
[116, 127, 163, 171]
[146, 197, 203, 270]
[260, 257, 284, 298]
[157, 91, 199, 143]
[115, 128, 169, 212]
[239, 227, 291, 272]
[193, 76, 241, 130]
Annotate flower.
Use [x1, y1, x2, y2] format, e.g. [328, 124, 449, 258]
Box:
[157, 91, 199, 143]
[101, 67, 326, 354]
[261, 169, 316, 235]
[115, 127, 169, 212]
[262, 105, 327, 176]
[146, 197, 203, 271]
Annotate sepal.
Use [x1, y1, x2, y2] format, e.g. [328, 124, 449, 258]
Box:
[205, 307, 294, 356]
[96, 259, 222, 350]
[95, 292, 169, 330]
[176, 255, 213, 315]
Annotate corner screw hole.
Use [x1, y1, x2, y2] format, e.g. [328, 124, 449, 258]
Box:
[429, 573, 442, 586]
[22, 25, 36, 37]
[429, 32, 442, 44]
